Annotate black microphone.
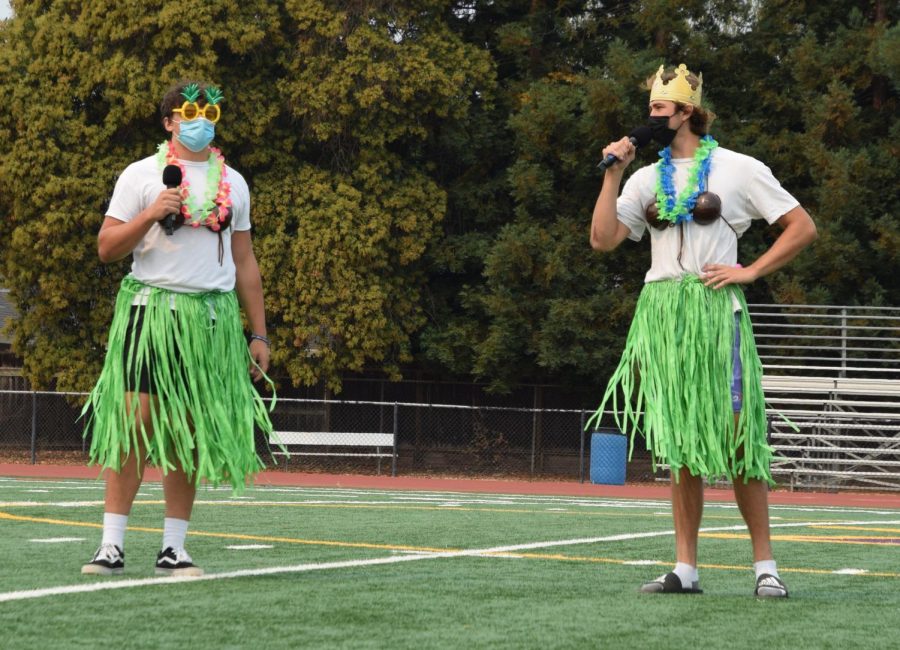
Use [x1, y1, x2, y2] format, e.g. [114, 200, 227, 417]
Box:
[161, 165, 182, 236]
[597, 125, 653, 171]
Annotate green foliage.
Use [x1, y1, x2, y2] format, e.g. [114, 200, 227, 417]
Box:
[420, 0, 898, 394]
[0, 0, 896, 396]
[253, 158, 445, 390]
[736, 0, 899, 306]
[253, 1, 494, 392]
[0, 0, 285, 390]
[0, 1, 492, 392]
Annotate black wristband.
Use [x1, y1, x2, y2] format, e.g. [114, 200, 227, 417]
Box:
[249, 333, 270, 347]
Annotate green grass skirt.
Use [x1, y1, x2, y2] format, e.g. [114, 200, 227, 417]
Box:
[82, 275, 274, 491]
[587, 276, 773, 484]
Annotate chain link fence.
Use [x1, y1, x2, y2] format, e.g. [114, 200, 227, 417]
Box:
[2, 302, 895, 487]
[0, 390, 656, 481]
[2, 388, 898, 488]
[0, 390, 90, 463]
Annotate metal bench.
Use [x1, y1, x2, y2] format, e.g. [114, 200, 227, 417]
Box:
[762, 375, 900, 397]
[762, 375, 900, 491]
[269, 431, 397, 476]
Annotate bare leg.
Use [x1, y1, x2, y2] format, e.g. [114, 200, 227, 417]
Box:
[731, 413, 774, 561]
[733, 476, 773, 561]
[162, 409, 198, 520]
[671, 467, 704, 565]
[162, 464, 197, 520]
[103, 392, 153, 515]
[157, 418, 200, 573]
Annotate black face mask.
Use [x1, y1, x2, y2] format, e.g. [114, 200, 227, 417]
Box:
[647, 114, 678, 146]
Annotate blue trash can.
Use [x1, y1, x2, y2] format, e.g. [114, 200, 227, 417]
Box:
[590, 430, 627, 485]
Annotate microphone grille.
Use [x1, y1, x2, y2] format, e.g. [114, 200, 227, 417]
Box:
[162, 164, 182, 187]
[629, 125, 653, 148]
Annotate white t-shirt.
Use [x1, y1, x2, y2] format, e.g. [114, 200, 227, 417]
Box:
[106, 153, 251, 293]
[616, 147, 799, 283]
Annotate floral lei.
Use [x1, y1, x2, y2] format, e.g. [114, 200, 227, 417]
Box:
[156, 140, 232, 231]
[654, 135, 718, 225]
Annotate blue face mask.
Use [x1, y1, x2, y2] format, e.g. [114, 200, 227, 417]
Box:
[177, 118, 215, 152]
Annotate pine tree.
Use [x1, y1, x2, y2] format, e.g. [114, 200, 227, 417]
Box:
[0, 1, 895, 396]
[423, 0, 897, 393]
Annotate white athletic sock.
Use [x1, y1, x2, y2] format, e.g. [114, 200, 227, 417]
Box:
[101, 512, 128, 549]
[162, 517, 190, 551]
[754, 559, 779, 579]
[673, 562, 699, 588]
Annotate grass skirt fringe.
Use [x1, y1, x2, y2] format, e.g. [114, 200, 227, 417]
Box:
[82, 275, 274, 492]
[587, 276, 773, 484]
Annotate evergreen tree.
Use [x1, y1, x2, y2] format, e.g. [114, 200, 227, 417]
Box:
[422, 0, 897, 394]
[735, 0, 899, 305]
[0, 0, 895, 397]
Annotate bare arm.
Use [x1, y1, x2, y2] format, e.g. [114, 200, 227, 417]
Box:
[232, 229, 269, 381]
[590, 137, 634, 252]
[97, 188, 182, 262]
[702, 205, 818, 289]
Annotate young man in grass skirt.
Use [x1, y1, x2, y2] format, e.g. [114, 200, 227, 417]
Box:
[588, 64, 817, 597]
[81, 80, 274, 577]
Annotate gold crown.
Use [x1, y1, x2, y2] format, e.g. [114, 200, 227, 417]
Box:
[648, 64, 702, 106]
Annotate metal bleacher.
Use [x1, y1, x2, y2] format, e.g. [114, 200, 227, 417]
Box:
[751, 304, 900, 491]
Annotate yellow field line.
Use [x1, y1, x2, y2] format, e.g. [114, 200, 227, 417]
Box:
[5, 509, 899, 580]
[0, 511, 456, 553]
[700, 532, 899, 546]
[810, 525, 900, 534]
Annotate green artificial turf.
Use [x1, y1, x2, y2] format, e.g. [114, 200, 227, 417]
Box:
[1, 478, 898, 649]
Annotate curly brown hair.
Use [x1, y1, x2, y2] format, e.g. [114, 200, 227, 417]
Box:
[159, 80, 215, 124]
[675, 102, 716, 136]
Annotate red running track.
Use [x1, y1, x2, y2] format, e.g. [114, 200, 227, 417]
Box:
[2, 463, 900, 509]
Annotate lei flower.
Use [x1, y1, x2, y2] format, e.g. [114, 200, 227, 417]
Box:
[156, 141, 232, 231]
[654, 135, 718, 225]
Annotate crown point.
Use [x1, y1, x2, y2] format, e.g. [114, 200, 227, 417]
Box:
[649, 63, 703, 107]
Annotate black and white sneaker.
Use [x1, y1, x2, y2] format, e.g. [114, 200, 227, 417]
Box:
[155, 546, 204, 577]
[81, 543, 125, 576]
[755, 573, 789, 598]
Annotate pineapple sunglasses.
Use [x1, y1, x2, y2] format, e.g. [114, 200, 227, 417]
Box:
[171, 101, 221, 123]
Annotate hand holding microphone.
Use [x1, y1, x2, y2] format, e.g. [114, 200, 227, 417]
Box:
[597, 125, 652, 172]
[161, 165, 183, 236]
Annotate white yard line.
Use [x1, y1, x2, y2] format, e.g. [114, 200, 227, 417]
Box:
[5, 495, 900, 519]
[225, 545, 273, 550]
[4, 478, 899, 515]
[2, 519, 898, 604]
